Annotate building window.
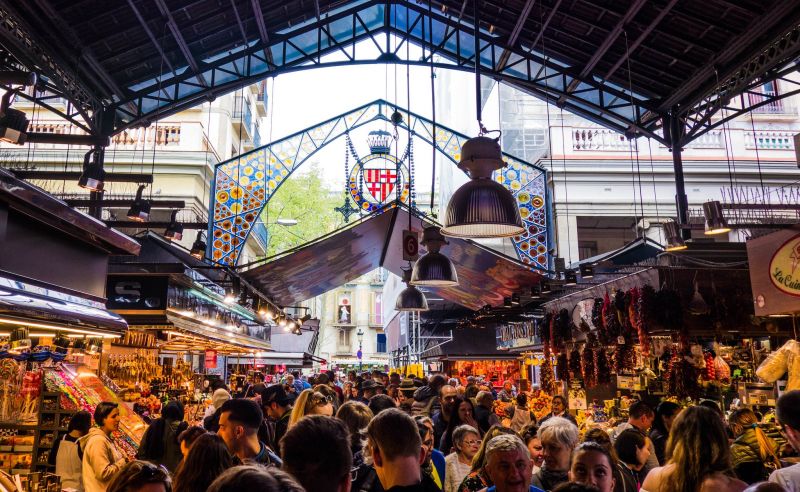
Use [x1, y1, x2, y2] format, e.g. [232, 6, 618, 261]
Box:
[338, 328, 351, 348]
[371, 293, 383, 325]
[376, 333, 387, 353]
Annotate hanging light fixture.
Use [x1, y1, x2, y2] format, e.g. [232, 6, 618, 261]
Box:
[511, 293, 521, 306]
[440, 1, 523, 239]
[78, 149, 105, 192]
[164, 210, 184, 241]
[0, 89, 28, 145]
[441, 136, 524, 238]
[703, 201, 731, 235]
[395, 268, 428, 312]
[531, 284, 542, 299]
[540, 279, 552, 295]
[190, 231, 207, 259]
[579, 264, 594, 279]
[126, 184, 151, 222]
[411, 226, 458, 286]
[503, 297, 512, 308]
[564, 270, 578, 286]
[664, 220, 687, 251]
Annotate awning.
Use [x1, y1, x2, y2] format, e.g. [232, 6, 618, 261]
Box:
[159, 313, 272, 353]
[421, 326, 518, 361]
[241, 204, 544, 310]
[0, 278, 127, 336]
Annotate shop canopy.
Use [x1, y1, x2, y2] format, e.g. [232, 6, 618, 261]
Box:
[421, 326, 518, 361]
[240, 204, 544, 310]
[2, 1, 799, 147]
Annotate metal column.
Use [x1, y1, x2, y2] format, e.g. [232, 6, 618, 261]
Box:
[666, 110, 691, 239]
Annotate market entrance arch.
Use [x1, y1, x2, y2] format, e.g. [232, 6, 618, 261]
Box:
[208, 99, 551, 268]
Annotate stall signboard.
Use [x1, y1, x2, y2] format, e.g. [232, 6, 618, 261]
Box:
[106, 276, 169, 310]
[496, 321, 539, 350]
[747, 229, 800, 316]
[205, 349, 218, 369]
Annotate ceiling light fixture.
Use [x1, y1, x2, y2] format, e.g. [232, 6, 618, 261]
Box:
[540, 279, 552, 295]
[703, 200, 731, 235]
[441, 2, 523, 239]
[511, 293, 521, 306]
[395, 268, 429, 312]
[164, 210, 184, 241]
[504, 297, 512, 308]
[531, 284, 542, 299]
[126, 184, 151, 222]
[411, 226, 459, 286]
[579, 264, 594, 279]
[190, 231, 207, 260]
[78, 149, 105, 192]
[664, 220, 687, 251]
[564, 270, 578, 286]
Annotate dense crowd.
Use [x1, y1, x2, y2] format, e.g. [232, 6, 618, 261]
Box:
[50, 370, 800, 492]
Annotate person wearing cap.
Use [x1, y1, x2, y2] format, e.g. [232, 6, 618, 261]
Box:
[261, 385, 294, 454]
[203, 388, 232, 432]
[359, 379, 383, 405]
[399, 378, 417, 414]
[497, 381, 516, 403]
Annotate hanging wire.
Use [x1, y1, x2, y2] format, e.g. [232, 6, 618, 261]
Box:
[646, 138, 664, 244]
[149, 22, 169, 212]
[623, 30, 646, 239]
[748, 101, 768, 208]
[428, 0, 437, 217]
[539, 5, 560, 266]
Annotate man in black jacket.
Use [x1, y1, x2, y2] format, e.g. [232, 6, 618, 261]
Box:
[261, 384, 293, 454]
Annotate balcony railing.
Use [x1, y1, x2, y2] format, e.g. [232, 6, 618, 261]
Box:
[112, 125, 181, 147]
[573, 128, 630, 151]
[748, 90, 785, 114]
[745, 131, 795, 150]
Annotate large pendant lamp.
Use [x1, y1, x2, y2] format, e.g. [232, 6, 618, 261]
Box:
[441, 136, 525, 238]
[411, 226, 458, 286]
[440, 1, 523, 238]
[395, 268, 428, 312]
[664, 220, 687, 251]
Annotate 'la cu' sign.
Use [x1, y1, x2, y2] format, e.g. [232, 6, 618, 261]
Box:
[768, 235, 800, 296]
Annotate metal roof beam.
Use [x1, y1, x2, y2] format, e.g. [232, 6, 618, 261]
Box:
[496, 0, 536, 71]
[152, 0, 209, 87]
[661, 0, 800, 112]
[531, 0, 564, 51]
[559, 0, 647, 105]
[126, 0, 176, 76]
[603, 0, 679, 81]
[250, 0, 275, 68]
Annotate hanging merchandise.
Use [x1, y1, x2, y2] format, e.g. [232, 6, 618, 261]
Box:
[553, 309, 572, 350]
[714, 353, 731, 384]
[635, 286, 652, 357]
[594, 347, 612, 385]
[666, 344, 701, 399]
[541, 343, 555, 394]
[703, 350, 716, 381]
[591, 298, 604, 340]
[756, 339, 800, 392]
[555, 352, 569, 381]
[613, 341, 636, 374]
[603, 292, 621, 343]
[568, 348, 582, 381]
[688, 276, 711, 315]
[581, 344, 596, 388]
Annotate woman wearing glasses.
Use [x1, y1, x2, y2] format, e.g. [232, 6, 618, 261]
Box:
[287, 389, 334, 428]
[444, 425, 481, 492]
[106, 460, 171, 492]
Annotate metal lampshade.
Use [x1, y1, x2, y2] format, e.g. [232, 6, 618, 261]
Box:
[78, 149, 105, 192]
[190, 231, 207, 259]
[703, 201, 731, 235]
[126, 184, 151, 222]
[579, 264, 594, 279]
[664, 220, 687, 251]
[164, 210, 184, 241]
[396, 268, 429, 312]
[441, 136, 524, 238]
[411, 227, 458, 286]
[564, 270, 578, 286]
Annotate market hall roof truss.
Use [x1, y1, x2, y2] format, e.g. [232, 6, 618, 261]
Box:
[239, 203, 544, 310]
[2, 1, 799, 144]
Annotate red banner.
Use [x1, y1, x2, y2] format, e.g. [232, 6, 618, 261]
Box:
[205, 349, 217, 369]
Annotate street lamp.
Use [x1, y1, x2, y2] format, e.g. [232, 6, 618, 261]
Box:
[356, 328, 364, 372]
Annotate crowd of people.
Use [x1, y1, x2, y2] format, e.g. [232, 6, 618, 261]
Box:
[48, 369, 800, 492]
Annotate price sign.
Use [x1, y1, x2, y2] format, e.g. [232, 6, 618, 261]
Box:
[205, 349, 218, 369]
[403, 230, 419, 261]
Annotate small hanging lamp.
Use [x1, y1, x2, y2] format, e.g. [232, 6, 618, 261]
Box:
[441, 136, 524, 238]
[395, 268, 428, 312]
[703, 201, 731, 235]
[579, 264, 594, 279]
[564, 270, 578, 286]
[164, 210, 184, 241]
[126, 184, 151, 222]
[411, 226, 458, 286]
[190, 231, 207, 260]
[664, 220, 687, 251]
[78, 149, 105, 192]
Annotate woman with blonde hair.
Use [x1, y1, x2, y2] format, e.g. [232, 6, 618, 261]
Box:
[641, 406, 746, 492]
[728, 408, 781, 484]
[287, 389, 334, 428]
[456, 424, 516, 492]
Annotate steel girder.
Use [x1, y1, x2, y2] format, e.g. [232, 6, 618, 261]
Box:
[110, 1, 659, 142]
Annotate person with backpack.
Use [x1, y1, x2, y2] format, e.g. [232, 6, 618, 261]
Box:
[506, 393, 536, 433]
